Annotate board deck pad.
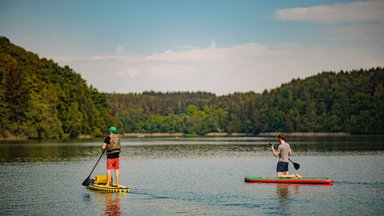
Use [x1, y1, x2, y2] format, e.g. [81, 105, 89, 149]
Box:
[88, 183, 131, 193]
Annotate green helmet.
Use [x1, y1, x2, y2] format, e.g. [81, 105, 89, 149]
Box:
[108, 126, 117, 133]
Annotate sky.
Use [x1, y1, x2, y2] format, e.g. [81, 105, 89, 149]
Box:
[1, 0, 383, 95]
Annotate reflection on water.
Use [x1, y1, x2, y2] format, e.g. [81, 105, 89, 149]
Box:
[290, 135, 384, 152]
[0, 139, 98, 163]
[105, 194, 121, 216]
[0, 136, 383, 163]
[94, 192, 123, 216]
[273, 183, 335, 215]
[276, 184, 300, 198]
[105, 194, 120, 216]
[275, 184, 298, 214]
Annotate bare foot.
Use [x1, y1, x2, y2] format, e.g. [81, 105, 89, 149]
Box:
[295, 174, 303, 178]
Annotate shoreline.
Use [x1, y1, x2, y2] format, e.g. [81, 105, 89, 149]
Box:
[257, 132, 351, 137]
[122, 132, 250, 137]
[0, 132, 356, 140]
[122, 132, 351, 137]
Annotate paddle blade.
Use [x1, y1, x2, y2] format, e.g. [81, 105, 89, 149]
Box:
[293, 162, 300, 170]
[82, 177, 90, 186]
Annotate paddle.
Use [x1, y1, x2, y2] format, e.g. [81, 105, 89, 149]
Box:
[269, 142, 300, 170]
[288, 158, 300, 170]
[82, 152, 104, 186]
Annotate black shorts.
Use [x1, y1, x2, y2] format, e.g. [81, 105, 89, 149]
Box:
[276, 161, 289, 172]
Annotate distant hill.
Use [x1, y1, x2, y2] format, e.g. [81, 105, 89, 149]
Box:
[0, 36, 115, 139]
[107, 68, 384, 135]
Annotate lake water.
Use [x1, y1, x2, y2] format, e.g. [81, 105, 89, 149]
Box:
[1, 136, 383, 215]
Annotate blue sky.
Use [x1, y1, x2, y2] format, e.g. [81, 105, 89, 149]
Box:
[1, 0, 383, 95]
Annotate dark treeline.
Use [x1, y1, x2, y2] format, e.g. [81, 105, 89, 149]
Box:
[108, 68, 384, 135]
[1, 36, 383, 139]
[0, 36, 115, 139]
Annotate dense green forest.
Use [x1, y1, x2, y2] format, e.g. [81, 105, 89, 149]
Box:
[1, 36, 383, 139]
[108, 68, 384, 135]
[0, 36, 115, 139]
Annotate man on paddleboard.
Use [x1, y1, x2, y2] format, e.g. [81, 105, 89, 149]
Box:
[102, 126, 121, 186]
[271, 134, 302, 178]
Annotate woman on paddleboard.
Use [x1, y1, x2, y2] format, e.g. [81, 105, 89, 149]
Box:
[271, 134, 302, 178]
[102, 126, 121, 186]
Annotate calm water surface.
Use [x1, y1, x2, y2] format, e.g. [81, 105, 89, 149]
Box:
[0, 136, 383, 215]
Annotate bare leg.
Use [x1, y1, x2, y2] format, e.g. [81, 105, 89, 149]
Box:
[115, 169, 120, 185]
[277, 172, 302, 178]
[106, 169, 112, 186]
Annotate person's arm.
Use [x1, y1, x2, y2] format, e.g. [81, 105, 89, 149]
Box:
[288, 149, 292, 156]
[102, 143, 107, 153]
[102, 136, 110, 153]
[272, 145, 280, 158]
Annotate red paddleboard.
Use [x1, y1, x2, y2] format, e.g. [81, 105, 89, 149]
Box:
[244, 176, 334, 185]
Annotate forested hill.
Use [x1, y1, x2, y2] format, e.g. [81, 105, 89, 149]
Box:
[1, 36, 383, 139]
[108, 68, 384, 135]
[0, 36, 115, 139]
[258, 68, 384, 134]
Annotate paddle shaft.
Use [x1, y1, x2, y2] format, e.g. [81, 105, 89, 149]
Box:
[84, 152, 104, 181]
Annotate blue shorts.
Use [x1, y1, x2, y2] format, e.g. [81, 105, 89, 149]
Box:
[276, 161, 289, 172]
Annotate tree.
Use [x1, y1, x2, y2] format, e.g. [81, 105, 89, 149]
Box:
[1, 54, 30, 124]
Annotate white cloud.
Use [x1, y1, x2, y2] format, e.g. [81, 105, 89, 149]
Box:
[145, 42, 290, 63]
[275, 1, 384, 23]
[116, 68, 138, 78]
[54, 42, 297, 66]
[54, 39, 383, 95]
[85, 52, 144, 62]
